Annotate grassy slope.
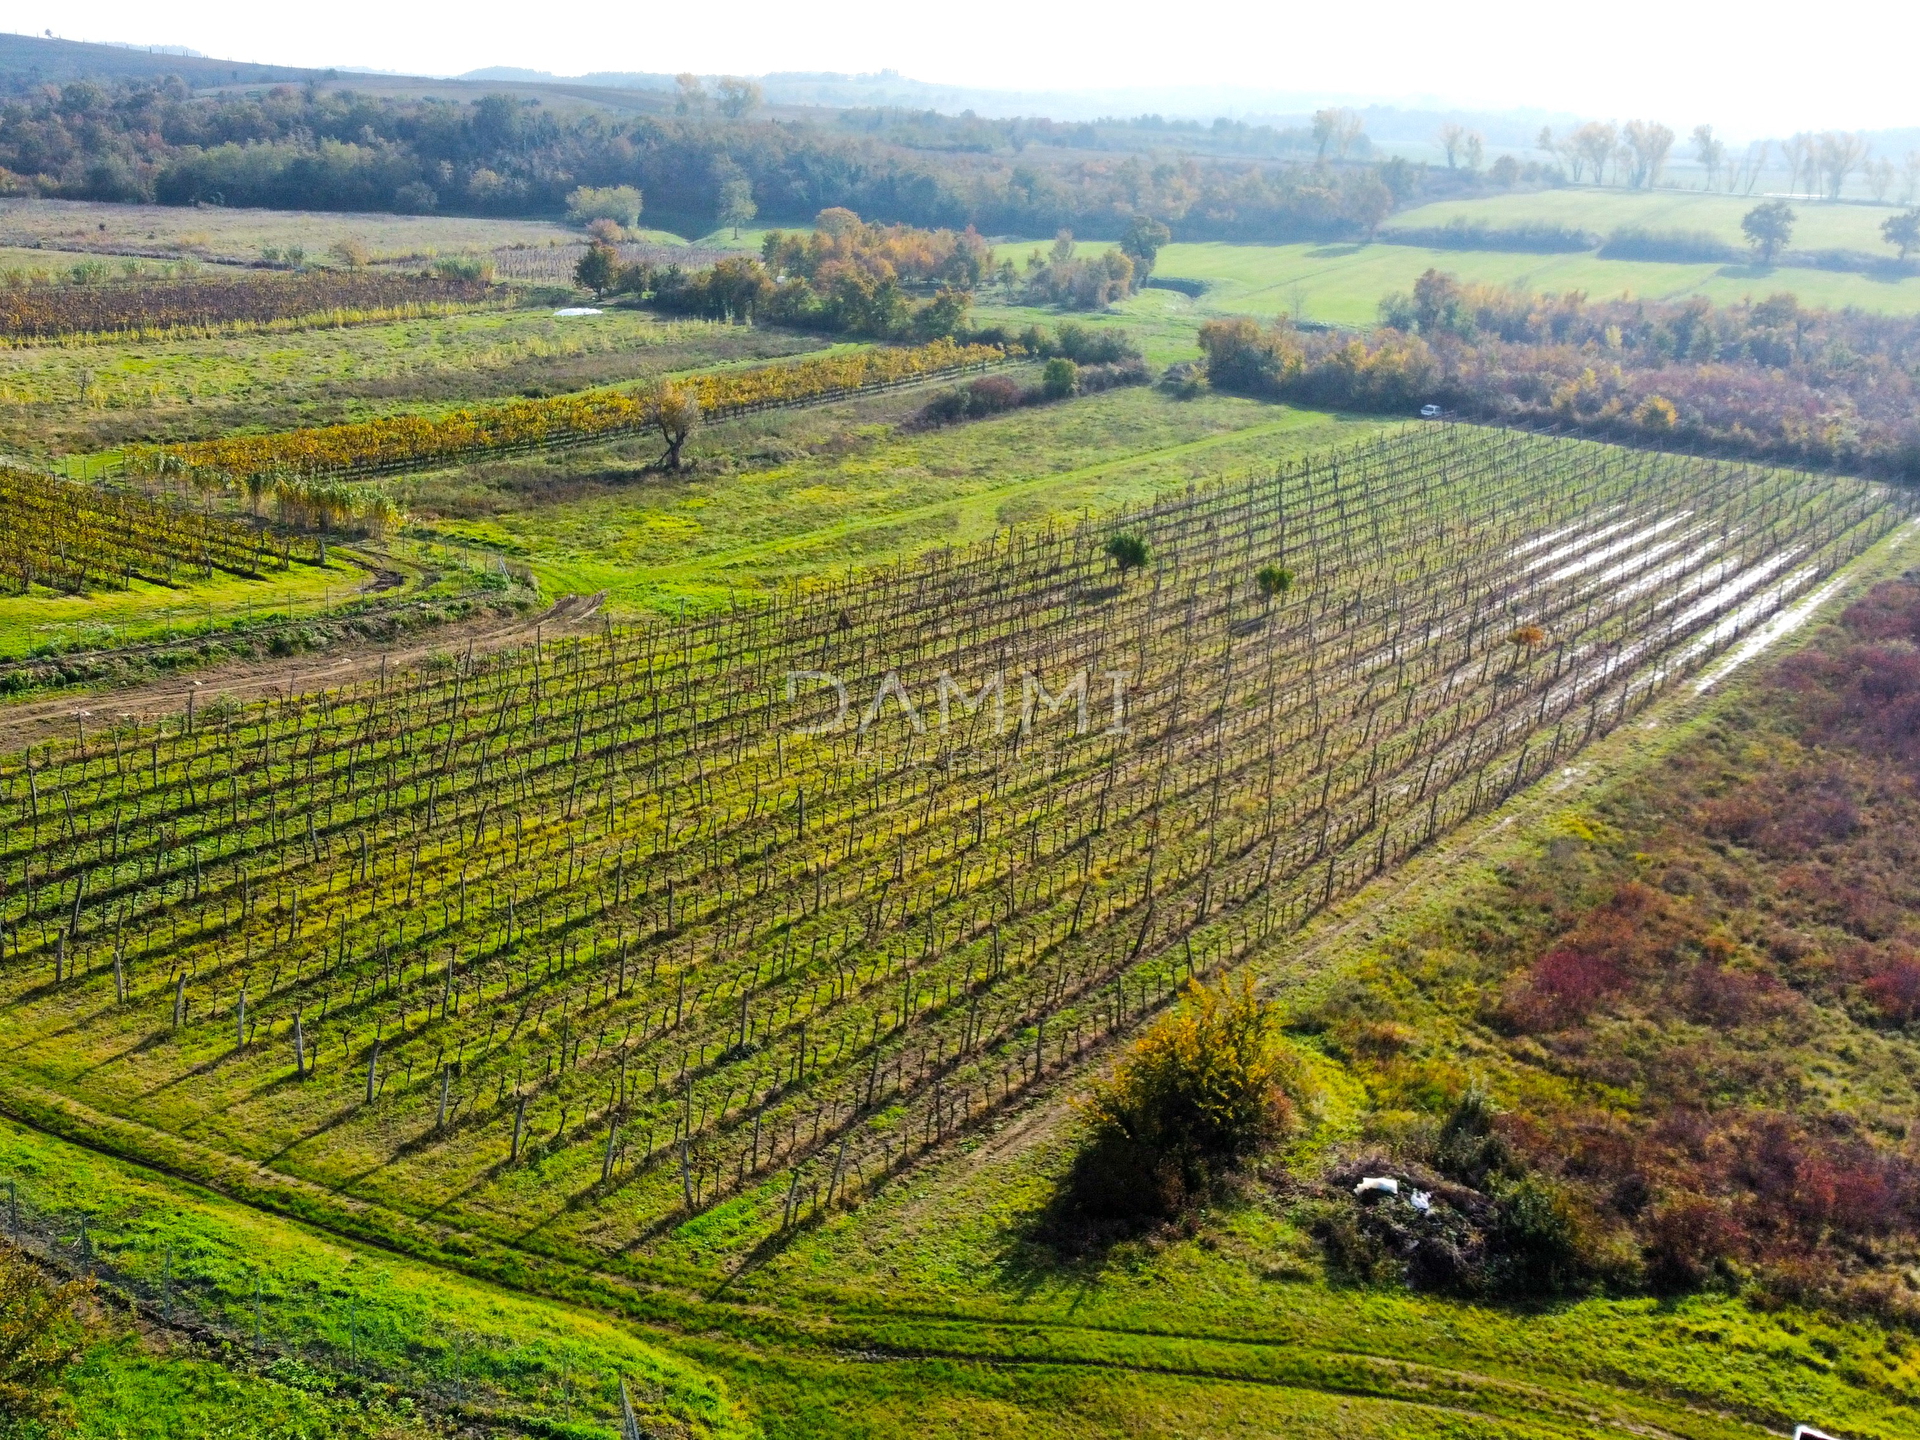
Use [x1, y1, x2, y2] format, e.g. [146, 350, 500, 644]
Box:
[1149, 238, 1920, 328]
[420, 383, 1384, 611]
[9, 519, 1917, 1440]
[0, 553, 360, 662]
[1, 309, 830, 455]
[0, 1118, 748, 1439]
[1391, 187, 1911, 253]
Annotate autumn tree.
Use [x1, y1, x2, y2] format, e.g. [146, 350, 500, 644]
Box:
[1571, 121, 1619, 185]
[1312, 107, 1364, 161]
[674, 73, 707, 115]
[1742, 200, 1795, 264]
[566, 184, 643, 231]
[1818, 131, 1869, 200]
[650, 382, 699, 469]
[1622, 120, 1675, 188]
[1692, 124, 1725, 190]
[716, 77, 762, 119]
[1070, 976, 1304, 1219]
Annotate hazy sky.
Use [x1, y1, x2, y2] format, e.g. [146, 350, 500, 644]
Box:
[7, 0, 1917, 136]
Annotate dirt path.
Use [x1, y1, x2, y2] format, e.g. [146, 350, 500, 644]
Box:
[0, 591, 610, 748]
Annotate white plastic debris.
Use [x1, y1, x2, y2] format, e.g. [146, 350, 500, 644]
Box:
[1793, 1427, 1840, 1440]
[1409, 1189, 1432, 1214]
[552, 307, 603, 317]
[1353, 1176, 1399, 1198]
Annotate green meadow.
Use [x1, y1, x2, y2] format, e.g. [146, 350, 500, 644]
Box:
[1388, 186, 1914, 253]
[1147, 235, 1920, 328]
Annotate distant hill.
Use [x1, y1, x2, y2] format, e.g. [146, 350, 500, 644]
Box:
[0, 32, 316, 91]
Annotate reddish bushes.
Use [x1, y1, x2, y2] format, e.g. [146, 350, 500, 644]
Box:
[1863, 952, 1920, 1023]
[1503, 883, 1656, 1031]
[1199, 276, 1920, 479]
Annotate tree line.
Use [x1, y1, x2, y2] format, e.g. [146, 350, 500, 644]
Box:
[0, 77, 1410, 243]
[1198, 271, 1920, 479]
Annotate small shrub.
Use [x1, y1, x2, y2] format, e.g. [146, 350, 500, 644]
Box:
[432, 254, 495, 284]
[1069, 976, 1304, 1220]
[1864, 953, 1920, 1023]
[0, 1240, 92, 1429]
[1103, 533, 1149, 574]
[1255, 564, 1295, 598]
[1041, 356, 1079, 399]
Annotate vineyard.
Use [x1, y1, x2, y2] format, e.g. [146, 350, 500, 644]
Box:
[0, 465, 313, 594]
[127, 339, 1007, 484]
[0, 428, 1900, 1286]
[0, 270, 499, 344]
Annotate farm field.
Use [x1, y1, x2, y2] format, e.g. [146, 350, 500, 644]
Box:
[0, 427, 1896, 1277]
[0, 426, 1913, 1439]
[7, 80, 1920, 1440]
[0, 197, 584, 265]
[415, 385, 1381, 610]
[1390, 186, 1916, 253]
[1148, 237, 1920, 328]
[0, 308, 831, 456]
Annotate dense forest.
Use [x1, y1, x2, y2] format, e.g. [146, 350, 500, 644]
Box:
[0, 78, 1411, 239]
[1199, 272, 1920, 478]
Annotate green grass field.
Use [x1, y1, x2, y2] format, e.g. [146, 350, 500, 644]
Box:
[1390, 186, 1914, 253]
[412, 381, 1382, 611]
[1147, 236, 1920, 328]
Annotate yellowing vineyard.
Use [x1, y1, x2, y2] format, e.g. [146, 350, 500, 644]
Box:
[130, 340, 1005, 483]
[0, 464, 308, 594]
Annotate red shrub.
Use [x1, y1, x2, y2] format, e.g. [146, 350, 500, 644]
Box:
[1840, 581, 1920, 644]
[1700, 796, 1767, 843]
[1864, 953, 1920, 1024]
[1644, 1195, 1743, 1291]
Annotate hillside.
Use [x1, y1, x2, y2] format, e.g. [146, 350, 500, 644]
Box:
[0, 32, 313, 91]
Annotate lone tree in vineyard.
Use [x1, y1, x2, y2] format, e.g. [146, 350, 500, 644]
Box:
[575, 241, 619, 299]
[1104, 532, 1149, 574]
[1256, 564, 1295, 599]
[652, 382, 700, 469]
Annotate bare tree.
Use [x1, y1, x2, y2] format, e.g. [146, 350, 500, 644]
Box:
[716, 77, 763, 120]
[1818, 131, 1869, 200]
[1782, 133, 1814, 195]
[1691, 124, 1725, 191]
[1312, 108, 1365, 161]
[1437, 122, 1467, 170]
[1623, 120, 1676, 188]
[1464, 132, 1485, 172]
[1903, 151, 1920, 205]
[1867, 157, 1896, 203]
[1571, 121, 1618, 185]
